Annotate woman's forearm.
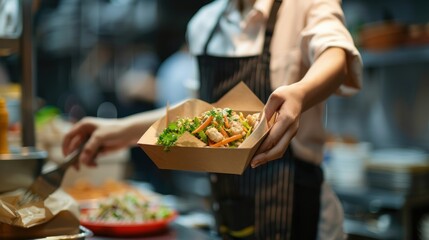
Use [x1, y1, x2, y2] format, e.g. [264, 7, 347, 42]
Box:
[294, 47, 347, 112]
[121, 107, 166, 145]
[121, 99, 190, 145]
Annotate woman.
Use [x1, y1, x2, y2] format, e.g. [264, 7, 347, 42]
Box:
[62, 0, 362, 239]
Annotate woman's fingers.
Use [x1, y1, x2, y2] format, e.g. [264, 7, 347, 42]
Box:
[263, 92, 283, 125]
[62, 118, 94, 155]
[251, 120, 298, 168]
[79, 132, 103, 167]
[62, 118, 99, 166]
[251, 85, 303, 168]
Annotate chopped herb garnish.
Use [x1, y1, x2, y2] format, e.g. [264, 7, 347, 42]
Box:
[157, 108, 260, 150]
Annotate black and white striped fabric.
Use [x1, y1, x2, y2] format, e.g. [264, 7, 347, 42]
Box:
[196, 1, 297, 239]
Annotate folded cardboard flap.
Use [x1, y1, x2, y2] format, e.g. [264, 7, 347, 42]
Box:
[138, 82, 271, 175]
[158, 98, 213, 132]
[175, 132, 207, 148]
[213, 82, 265, 112]
[0, 211, 80, 239]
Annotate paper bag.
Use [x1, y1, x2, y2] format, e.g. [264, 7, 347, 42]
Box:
[0, 189, 80, 239]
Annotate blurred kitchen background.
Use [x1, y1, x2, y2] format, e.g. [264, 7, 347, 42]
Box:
[1, 0, 429, 239]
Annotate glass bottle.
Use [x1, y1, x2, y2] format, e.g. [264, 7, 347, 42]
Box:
[0, 97, 9, 154]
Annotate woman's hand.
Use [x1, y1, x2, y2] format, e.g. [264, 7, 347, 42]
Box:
[250, 85, 304, 168]
[250, 47, 348, 168]
[62, 117, 136, 168]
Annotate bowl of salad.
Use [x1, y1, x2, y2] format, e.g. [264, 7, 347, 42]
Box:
[79, 192, 177, 237]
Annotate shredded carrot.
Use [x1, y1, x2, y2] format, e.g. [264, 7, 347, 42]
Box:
[192, 115, 213, 134]
[211, 134, 243, 147]
[219, 126, 229, 137]
[223, 115, 230, 128]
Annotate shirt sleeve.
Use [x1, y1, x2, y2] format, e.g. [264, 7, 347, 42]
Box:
[300, 0, 363, 96]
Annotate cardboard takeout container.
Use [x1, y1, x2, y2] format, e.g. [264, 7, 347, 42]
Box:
[138, 82, 271, 175]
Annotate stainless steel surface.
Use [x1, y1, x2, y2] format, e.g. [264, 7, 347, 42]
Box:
[0, 147, 47, 193]
[34, 226, 93, 240]
[18, 147, 82, 205]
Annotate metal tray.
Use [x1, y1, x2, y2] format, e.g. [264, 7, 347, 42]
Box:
[34, 226, 93, 240]
[0, 147, 47, 193]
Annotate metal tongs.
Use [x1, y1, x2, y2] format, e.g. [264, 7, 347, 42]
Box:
[18, 146, 83, 206]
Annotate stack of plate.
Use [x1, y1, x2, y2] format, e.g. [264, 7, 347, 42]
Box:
[366, 148, 429, 194]
[324, 142, 371, 188]
[420, 214, 429, 240]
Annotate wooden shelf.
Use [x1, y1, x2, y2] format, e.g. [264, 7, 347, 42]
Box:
[361, 45, 429, 67]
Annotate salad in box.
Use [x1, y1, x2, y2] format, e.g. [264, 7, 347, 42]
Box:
[138, 82, 272, 175]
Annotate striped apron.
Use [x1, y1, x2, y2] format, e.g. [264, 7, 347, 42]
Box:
[196, 0, 323, 239]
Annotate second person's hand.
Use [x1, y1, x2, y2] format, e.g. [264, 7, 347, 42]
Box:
[62, 117, 136, 169]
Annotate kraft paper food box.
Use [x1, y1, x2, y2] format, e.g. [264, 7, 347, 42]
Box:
[138, 82, 272, 175]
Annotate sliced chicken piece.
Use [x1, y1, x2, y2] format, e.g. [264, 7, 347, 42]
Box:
[206, 127, 224, 143]
[246, 113, 261, 127]
[230, 121, 244, 135]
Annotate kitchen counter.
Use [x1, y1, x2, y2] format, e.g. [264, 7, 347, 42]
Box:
[334, 185, 429, 240]
[88, 223, 219, 240]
